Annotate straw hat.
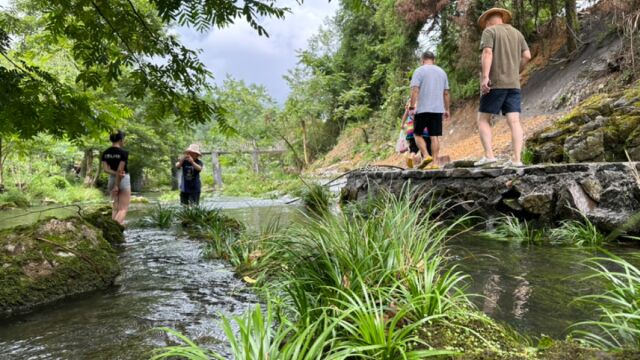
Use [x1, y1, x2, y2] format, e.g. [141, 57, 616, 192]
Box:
[478, 8, 512, 29]
[185, 143, 202, 156]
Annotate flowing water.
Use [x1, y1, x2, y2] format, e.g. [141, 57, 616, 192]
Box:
[0, 195, 639, 359]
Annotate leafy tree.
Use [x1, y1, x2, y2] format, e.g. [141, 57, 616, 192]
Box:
[0, 0, 288, 139]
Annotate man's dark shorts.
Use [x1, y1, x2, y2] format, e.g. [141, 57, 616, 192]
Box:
[414, 112, 443, 137]
[479, 89, 521, 115]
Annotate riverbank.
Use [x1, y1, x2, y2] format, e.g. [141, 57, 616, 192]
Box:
[0, 208, 123, 318]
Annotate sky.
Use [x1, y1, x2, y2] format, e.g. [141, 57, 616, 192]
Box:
[0, 0, 338, 103]
[175, 0, 339, 103]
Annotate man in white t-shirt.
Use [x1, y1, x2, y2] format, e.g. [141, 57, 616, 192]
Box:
[408, 51, 450, 169]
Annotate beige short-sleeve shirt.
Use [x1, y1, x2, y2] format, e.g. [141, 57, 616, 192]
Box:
[480, 24, 529, 89]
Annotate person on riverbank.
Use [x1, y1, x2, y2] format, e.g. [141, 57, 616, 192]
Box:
[175, 144, 204, 205]
[474, 8, 531, 168]
[101, 130, 130, 225]
[401, 99, 432, 168]
[408, 50, 450, 169]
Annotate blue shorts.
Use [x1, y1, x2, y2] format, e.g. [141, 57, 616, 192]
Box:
[479, 89, 521, 115]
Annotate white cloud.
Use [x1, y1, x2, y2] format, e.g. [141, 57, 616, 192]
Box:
[177, 0, 338, 103]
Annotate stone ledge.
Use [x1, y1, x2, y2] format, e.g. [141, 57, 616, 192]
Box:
[342, 162, 640, 233]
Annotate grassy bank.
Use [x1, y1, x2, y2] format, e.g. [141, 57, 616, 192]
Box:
[143, 195, 640, 359]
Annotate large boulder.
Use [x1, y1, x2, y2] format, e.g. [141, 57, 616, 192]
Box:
[0, 216, 121, 318]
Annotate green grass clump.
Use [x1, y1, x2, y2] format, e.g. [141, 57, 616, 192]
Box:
[549, 216, 605, 247]
[483, 216, 544, 244]
[571, 254, 640, 350]
[154, 194, 500, 358]
[138, 204, 175, 229]
[300, 183, 331, 215]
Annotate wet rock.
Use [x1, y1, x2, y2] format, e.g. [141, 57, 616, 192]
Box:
[0, 217, 120, 318]
[519, 191, 554, 215]
[343, 162, 640, 234]
[444, 160, 476, 168]
[580, 178, 602, 202]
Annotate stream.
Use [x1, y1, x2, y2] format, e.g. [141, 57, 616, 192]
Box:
[0, 196, 639, 359]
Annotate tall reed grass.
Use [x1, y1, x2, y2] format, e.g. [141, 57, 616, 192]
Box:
[154, 193, 487, 359]
[571, 254, 640, 350]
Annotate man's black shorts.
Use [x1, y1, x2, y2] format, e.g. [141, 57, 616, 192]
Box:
[479, 89, 521, 115]
[414, 112, 443, 137]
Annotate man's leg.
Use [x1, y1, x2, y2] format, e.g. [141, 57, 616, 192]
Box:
[505, 112, 523, 163]
[477, 112, 495, 159]
[431, 136, 441, 166]
[414, 135, 431, 161]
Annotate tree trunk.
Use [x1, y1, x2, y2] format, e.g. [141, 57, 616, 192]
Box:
[301, 120, 309, 166]
[565, 0, 579, 53]
[90, 163, 102, 187]
[82, 149, 95, 187]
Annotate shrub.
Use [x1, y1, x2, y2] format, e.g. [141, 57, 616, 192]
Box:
[0, 190, 30, 208]
[300, 183, 331, 215]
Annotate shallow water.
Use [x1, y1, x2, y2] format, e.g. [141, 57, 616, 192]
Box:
[0, 196, 296, 360]
[0, 196, 639, 359]
[449, 238, 640, 338]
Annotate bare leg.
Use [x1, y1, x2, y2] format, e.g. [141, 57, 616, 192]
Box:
[111, 192, 118, 221]
[115, 190, 131, 225]
[505, 112, 523, 163]
[414, 135, 432, 161]
[431, 136, 441, 166]
[477, 112, 495, 159]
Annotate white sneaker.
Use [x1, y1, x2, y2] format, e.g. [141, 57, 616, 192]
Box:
[503, 160, 524, 168]
[473, 157, 498, 167]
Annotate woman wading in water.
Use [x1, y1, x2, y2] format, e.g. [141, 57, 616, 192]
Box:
[101, 130, 131, 225]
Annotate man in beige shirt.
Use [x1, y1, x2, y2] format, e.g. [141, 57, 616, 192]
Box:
[474, 8, 532, 167]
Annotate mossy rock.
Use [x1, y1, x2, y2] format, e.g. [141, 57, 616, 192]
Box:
[538, 340, 640, 359]
[82, 206, 125, 246]
[418, 312, 532, 359]
[0, 217, 121, 318]
[530, 84, 640, 164]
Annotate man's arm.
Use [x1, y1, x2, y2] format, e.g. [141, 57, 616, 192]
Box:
[520, 49, 532, 72]
[409, 86, 419, 110]
[481, 47, 493, 95]
[443, 90, 451, 120]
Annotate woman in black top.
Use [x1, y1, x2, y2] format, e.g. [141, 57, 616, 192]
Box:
[175, 143, 203, 205]
[101, 130, 130, 225]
